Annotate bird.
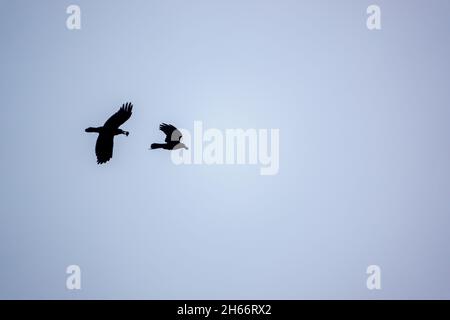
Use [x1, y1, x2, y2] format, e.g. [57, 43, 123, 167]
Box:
[85, 102, 133, 164]
[150, 123, 188, 150]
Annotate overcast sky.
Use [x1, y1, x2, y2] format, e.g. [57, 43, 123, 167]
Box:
[0, 0, 449, 299]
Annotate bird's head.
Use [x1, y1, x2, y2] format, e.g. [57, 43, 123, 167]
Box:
[180, 143, 188, 150]
[174, 143, 188, 150]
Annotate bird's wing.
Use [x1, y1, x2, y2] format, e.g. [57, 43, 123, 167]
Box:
[95, 133, 114, 164]
[159, 123, 182, 143]
[103, 102, 133, 129]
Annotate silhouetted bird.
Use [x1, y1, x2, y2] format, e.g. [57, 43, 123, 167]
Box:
[85, 102, 133, 164]
[150, 123, 188, 150]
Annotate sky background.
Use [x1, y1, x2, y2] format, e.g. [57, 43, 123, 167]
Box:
[0, 0, 449, 299]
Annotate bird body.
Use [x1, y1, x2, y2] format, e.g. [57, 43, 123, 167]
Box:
[85, 127, 129, 136]
[85, 102, 133, 164]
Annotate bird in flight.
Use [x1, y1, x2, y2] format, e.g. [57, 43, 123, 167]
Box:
[85, 102, 133, 164]
[150, 123, 188, 150]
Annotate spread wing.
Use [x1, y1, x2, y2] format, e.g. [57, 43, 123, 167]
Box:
[159, 123, 182, 143]
[95, 133, 114, 164]
[103, 102, 133, 129]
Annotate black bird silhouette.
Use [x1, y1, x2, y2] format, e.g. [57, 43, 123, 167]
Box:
[85, 102, 133, 164]
[150, 123, 188, 150]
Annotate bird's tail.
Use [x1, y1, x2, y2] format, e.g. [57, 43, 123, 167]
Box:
[150, 143, 165, 149]
[85, 127, 100, 133]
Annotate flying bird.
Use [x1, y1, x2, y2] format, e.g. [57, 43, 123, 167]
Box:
[150, 123, 188, 150]
[85, 102, 133, 164]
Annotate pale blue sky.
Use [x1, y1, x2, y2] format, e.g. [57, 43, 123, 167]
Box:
[0, 0, 449, 299]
